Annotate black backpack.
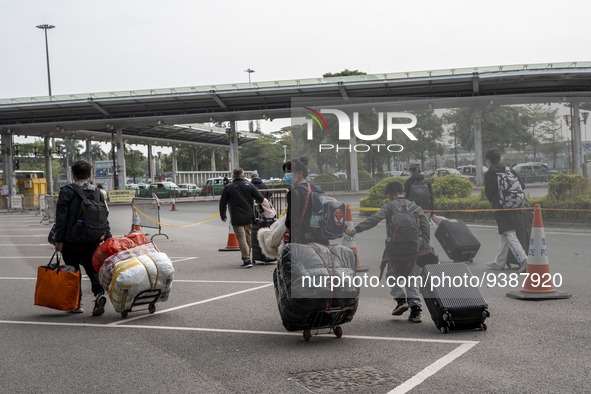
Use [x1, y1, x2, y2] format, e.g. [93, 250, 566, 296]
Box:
[70, 184, 109, 243]
[410, 180, 431, 211]
[387, 200, 420, 256]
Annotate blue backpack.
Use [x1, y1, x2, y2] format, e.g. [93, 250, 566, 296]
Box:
[296, 183, 346, 241]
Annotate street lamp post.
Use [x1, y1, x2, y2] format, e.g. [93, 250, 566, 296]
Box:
[36, 24, 55, 97]
[244, 68, 255, 86]
[564, 110, 589, 176]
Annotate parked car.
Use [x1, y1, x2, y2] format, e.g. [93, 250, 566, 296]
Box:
[512, 163, 558, 183]
[178, 183, 201, 197]
[199, 177, 226, 196]
[266, 178, 287, 187]
[457, 165, 489, 183]
[425, 168, 467, 179]
[125, 184, 139, 196]
[138, 182, 180, 198]
[385, 170, 404, 178]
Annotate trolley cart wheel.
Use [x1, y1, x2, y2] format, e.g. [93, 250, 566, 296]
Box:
[121, 310, 129, 318]
[303, 330, 312, 342]
[334, 326, 343, 338]
[148, 304, 156, 314]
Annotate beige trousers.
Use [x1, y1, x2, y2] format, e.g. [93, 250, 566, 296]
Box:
[233, 224, 253, 262]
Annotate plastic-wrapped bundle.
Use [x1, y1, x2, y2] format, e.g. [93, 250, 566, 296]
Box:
[273, 243, 359, 332]
[99, 242, 159, 291]
[92, 232, 149, 272]
[108, 252, 174, 313]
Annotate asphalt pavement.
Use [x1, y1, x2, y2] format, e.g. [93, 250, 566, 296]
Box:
[1, 195, 590, 393]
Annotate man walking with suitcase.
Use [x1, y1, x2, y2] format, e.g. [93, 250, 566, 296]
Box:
[484, 148, 529, 273]
[54, 160, 112, 315]
[345, 181, 430, 323]
[220, 168, 265, 268]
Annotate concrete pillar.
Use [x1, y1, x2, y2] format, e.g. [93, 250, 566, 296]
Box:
[573, 102, 583, 176]
[116, 129, 126, 189]
[473, 105, 484, 186]
[211, 150, 216, 171]
[171, 147, 178, 184]
[192, 148, 199, 171]
[44, 136, 53, 195]
[229, 121, 239, 170]
[147, 144, 153, 183]
[349, 134, 359, 192]
[1, 132, 15, 208]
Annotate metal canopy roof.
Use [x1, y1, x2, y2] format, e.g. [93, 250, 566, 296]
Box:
[1, 61, 591, 147]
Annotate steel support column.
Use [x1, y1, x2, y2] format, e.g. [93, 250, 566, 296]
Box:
[44, 136, 53, 195]
[116, 129, 126, 189]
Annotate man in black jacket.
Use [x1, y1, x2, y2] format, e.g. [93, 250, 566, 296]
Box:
[54, 160, 112, 315]
[220, 168, 265, 268]
[484, 149, 528, 273]
[404, 165, 434, 217]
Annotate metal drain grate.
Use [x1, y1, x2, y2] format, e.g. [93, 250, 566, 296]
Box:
[289, 366, 400, 392]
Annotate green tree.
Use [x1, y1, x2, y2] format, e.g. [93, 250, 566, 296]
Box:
[125, 149, 146, 183]
[402, 111, 445, 170]
[239, 133, 285, 179]
[323, 70, 367, 77]
[444, 105, 532, 153]
[523, 105, 560, 160]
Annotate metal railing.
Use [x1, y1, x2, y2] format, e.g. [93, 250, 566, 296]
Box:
[254, 188, 288, 220]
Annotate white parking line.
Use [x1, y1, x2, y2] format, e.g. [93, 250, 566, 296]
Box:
[108, 283, 274, 325]
[0, 319, 477, 345]
[389, 342, 478, 393]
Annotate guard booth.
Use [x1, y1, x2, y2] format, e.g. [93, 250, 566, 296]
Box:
[0, 170, 47, 209]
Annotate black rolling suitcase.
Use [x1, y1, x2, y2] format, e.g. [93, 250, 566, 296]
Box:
[273, 243, 359, 341]
[434, 219, 481, 263]
[422, 263, 490, 333]
[252, 217, 276, 264]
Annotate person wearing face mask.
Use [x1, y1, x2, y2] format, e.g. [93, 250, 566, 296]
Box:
[284, 157, 329, 246]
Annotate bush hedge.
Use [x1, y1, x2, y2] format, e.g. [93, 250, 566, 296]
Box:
[431, 175, 474, 199]
[359, 175, 591, 223]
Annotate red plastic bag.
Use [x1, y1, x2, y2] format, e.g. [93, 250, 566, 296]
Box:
[92, 233, 149, 272]
[125, 232, 148, 247]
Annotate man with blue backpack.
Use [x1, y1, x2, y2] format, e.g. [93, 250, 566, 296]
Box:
[285, 157, 345, 245]
[345, 181, 430, 323]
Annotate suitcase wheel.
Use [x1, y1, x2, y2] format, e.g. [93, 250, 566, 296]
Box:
[482, 310, 490, 318]
[303, 330, 312, 342]
[148, 304, 156, 314]
[121, 310, 129, 319]
[480, 323, 487, 331]
[440, 326, 450, 334]
[334, 326, 343, 338]
[442, 312, 451, 321]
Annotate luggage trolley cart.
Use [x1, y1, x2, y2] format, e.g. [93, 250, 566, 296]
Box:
[302, 307, 351, 341]
[120, 289, 162, 318]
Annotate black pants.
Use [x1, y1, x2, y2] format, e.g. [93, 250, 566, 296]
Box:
[61, 241, 103, 306]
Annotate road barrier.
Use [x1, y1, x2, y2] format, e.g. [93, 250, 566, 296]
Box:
[132, 197, 169, 240]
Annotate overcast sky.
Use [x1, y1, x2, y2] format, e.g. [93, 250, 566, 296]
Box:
[2, 0, 590, 139]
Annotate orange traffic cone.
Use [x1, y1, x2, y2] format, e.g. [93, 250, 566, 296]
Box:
[219, 217, 241, 252]
[342, 204, 368, 272]
[171, 198, 177, 211]
[130, 210, 142, 232]
[507, 204, 571, 300]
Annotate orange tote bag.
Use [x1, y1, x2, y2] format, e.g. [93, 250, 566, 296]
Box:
[34, 252, 80, 311]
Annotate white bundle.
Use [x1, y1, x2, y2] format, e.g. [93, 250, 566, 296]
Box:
[108, 252, 175, 313]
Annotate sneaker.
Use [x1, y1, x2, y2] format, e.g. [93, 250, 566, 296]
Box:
[486, 262, 504, 271]
[68, 307, 84, 314]
[92, 294, 106, 316]
[392, 298, 409, 316]
[408, 306, 422, 323]
[240, 261, 253, 268]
